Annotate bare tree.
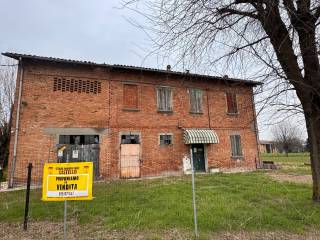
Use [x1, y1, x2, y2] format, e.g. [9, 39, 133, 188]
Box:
[0, 57, 17, 168]
[272, 122, 303, 156]
[124, 0, 320, 201]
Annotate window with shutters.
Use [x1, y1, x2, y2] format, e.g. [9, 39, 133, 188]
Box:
[123, 84, 138, 110]
[189, 89, 203, 113]
[230, 135, 243, 158]
[226, 92, 238, 114]
[159, 134, 173, 145]
[156, 87, 173, 112]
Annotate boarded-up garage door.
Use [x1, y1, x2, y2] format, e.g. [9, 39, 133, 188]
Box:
[120, 144, 140, 178]
[57, 144, 100, 180]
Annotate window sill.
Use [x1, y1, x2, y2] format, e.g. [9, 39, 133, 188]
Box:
[231, 156, 244, 160]
[227, 112, 239, 116]
[122, 108, 140, 112]
[160, 144, 173, 147]
[157, 110, 173, 114]
[189, 111, 203, 115]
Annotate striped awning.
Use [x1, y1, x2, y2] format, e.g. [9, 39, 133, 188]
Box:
[183, 129, 219, 144]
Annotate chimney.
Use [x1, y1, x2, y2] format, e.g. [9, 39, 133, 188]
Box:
[186, 69, 190, 74]
[166, 65, 171, 71]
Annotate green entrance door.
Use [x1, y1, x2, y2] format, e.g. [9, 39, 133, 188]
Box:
[191, 144, 206, 172]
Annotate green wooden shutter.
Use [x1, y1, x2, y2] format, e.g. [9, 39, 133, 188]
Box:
[230, 135, 243, 157]
[166, 88, 172, 111]
[190, 89, 202, 113]
[157, 87, 172, 111]
[196, 90, 203, 113]
[230, 135, 236, 156]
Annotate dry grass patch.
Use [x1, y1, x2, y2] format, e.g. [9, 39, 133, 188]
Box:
[266, 173, 312, 185]
[1, 221, 320, 240]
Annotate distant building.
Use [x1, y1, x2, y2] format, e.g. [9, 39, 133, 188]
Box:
[259, 140, 277, 153]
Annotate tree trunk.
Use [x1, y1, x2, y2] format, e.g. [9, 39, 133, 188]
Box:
[285, 151, 289, 157]
[304, 100, 320, 202]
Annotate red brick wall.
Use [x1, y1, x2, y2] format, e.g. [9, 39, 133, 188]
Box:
[8, 61, 259, 184]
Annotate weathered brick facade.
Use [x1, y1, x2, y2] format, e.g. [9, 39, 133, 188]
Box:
[4, 53, 260, 185]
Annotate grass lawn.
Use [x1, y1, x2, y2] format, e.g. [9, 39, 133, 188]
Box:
[1, 172, 319, 238]
[261, 152, 311, 175]
[261, 152, 310, 164]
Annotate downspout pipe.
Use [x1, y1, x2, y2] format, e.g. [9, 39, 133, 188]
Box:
[251, 88, 261, 169]
[8, 57, 23, 188]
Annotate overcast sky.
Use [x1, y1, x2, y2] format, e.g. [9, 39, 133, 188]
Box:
[0, 0, 307, 141]
[0, 0, 156, 66]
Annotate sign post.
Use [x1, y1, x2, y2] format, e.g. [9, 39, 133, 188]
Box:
[64, 196, 67, 240]
[63, 153, 69, 240]
[42, 160, 93, 240]
[23, 163, 33, 230]
[190, 148, 199, 237]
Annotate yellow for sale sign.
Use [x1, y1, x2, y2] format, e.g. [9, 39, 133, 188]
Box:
[42, 162, 93, 201]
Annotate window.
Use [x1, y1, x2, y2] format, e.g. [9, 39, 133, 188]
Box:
[230, 135, 243, 157]
[123, 84, 138, 109]
[59, 135, 99, 145]
[121, 134, 140, 144]
[226, 92, 238, 114]
[160, 134, 173, 145]
[189, 89, 203, 113]
[157, 87, 172, 112]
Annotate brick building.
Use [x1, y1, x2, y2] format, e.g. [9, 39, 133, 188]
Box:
[3, 53, 260, 186]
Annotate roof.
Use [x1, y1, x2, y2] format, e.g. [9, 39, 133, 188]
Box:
[2, 52, 261, 86]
